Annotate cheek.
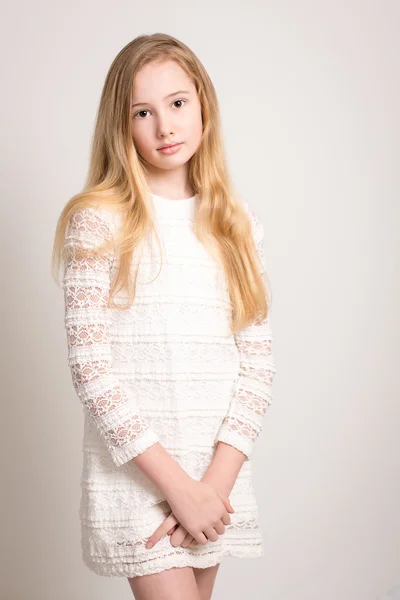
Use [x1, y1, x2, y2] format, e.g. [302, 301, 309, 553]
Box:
[186, 110, 203, 143]
[187, 105, 203, 136]
[131, 124, 150, 152]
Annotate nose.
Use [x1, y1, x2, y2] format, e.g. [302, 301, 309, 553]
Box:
[156, 111, 174, 139]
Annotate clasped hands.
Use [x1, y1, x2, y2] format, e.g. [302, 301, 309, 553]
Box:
[145, 476, 234, 550]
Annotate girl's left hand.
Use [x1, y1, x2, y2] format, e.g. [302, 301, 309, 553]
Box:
[146, 476, 233, 550]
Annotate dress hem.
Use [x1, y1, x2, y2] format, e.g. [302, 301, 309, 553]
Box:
[82, 545, 265, 578]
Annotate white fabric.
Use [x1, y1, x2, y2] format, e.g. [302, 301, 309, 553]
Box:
[62, 192, 276, 577]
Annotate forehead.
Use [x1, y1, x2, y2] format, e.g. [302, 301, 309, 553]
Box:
[132, 60, 194, 100]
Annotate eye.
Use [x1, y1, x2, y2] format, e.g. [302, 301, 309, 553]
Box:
[133, 99, 187, 119]
[134, 109, 150, 120]
[172, 98, 187, 109]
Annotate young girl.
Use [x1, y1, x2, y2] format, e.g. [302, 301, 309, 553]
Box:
[52, 32, 276, 600]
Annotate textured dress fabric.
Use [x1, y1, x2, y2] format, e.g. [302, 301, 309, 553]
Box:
[62, 192, 276, 578]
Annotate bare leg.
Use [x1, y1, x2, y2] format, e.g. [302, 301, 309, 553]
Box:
[193, 564, 221, 600]
[127, 566, 202, 600]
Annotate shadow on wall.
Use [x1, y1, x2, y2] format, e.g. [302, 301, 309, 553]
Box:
[375, 586, 400, 600]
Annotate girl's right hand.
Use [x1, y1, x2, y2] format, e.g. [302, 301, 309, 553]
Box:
[161, 479, 234, 545]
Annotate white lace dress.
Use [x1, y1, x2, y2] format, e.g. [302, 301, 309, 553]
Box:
[62, 192, 276, 578]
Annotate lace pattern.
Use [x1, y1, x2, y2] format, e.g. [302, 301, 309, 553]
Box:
[215, 203, 276, 458]
[60, 201, 276, 577]
[79, 444, 264, 577]
[63, 207, 160, 467]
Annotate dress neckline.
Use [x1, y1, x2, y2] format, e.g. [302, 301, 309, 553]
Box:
[150, 192, 197, 219]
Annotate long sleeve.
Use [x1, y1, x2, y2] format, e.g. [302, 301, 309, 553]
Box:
[62, 206, 160, 468]
[215, 204, 276, 459]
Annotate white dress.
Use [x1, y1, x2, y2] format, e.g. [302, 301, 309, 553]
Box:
[62, 192, 276, 578]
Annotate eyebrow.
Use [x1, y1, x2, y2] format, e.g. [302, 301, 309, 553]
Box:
[131, 90, 190, 109]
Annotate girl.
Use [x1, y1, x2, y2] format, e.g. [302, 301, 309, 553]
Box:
[52, 32, 276, 600]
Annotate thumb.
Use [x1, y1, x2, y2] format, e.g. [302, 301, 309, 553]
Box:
[218, 491, 235, 513]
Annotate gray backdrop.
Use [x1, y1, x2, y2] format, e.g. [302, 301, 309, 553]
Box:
[1, 1, 398, 599]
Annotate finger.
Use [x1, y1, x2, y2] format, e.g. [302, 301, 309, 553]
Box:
[221, 512, 231, 526]
[216, 490, 235, 514]
[146, 513, 178, 549]
[203, 527, 219, 542]
[181, 533, 194, 548]
[167, 524, 178, 535]
[195, 530, 209, 545]
[213, 521, 226, 535]
[170, 524, 189, 548]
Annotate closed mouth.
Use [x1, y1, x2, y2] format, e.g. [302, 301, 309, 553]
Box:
[158, 143, 182, 150]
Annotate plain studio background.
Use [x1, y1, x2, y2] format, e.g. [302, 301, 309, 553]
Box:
[0, 1, 398, 599]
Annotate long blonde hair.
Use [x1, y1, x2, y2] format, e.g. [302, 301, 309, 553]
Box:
[51, 32, 270, 334]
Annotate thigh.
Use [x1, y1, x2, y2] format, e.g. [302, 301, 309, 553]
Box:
[127, 566, 202, 600]
[193, 564, 221, 600]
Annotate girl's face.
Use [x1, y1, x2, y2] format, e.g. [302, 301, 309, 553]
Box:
[130, 60, 203, 173]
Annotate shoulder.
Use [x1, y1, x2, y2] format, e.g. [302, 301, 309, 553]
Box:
[242, 200, 260, 224]
[67, 204, 119, 241]
[241, 200, 264, 245]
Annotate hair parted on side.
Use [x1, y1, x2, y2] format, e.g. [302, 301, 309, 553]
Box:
[51, 32, 271, 334]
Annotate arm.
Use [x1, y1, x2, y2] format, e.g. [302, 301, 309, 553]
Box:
[132, 442, 193, 496]
[201, 441, 246, 496]
[62, 206, 164, 469]
[212, 204, 276, 473]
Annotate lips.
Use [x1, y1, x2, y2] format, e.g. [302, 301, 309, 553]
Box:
[158, 143, 181, 150]
[157, 142, 183, 156]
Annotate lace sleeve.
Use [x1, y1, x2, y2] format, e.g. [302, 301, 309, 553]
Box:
[215, 204, 277, 459]
[62, 206, 159, 467]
